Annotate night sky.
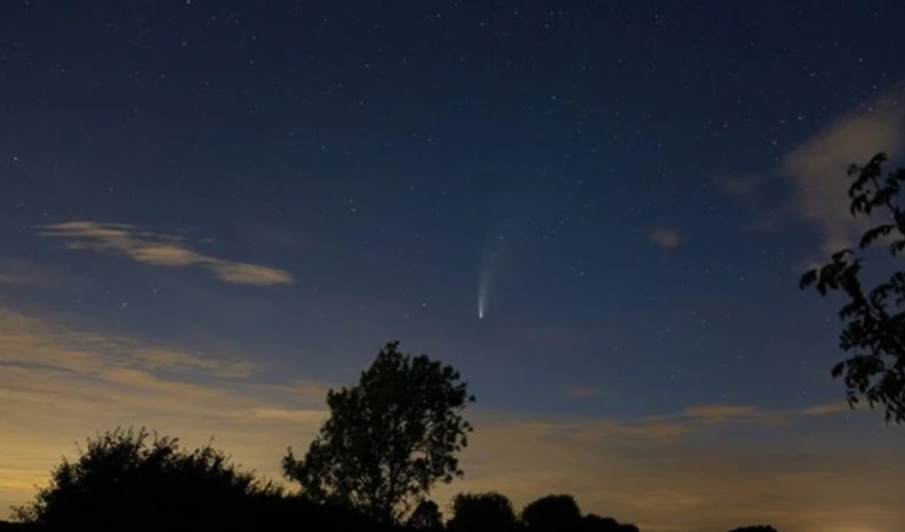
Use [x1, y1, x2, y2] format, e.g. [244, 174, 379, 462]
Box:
[2, 2, 905, 531]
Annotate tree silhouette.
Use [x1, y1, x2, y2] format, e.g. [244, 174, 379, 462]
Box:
[800, 152, 905, 423]
[11, 427, 280, 530]
[447, 492, 519, 532]
[406, 499, 443, 531]
[282, 340, 475, 523]
[522, 494, 582, 531]
[726, 526, 780, 532]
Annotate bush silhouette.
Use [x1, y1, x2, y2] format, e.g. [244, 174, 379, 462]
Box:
[406, 499, 444, 531]
[579, 514, 640, 532]
[522, 494, 582, 531]
[10, 427, 290, 530]
[447, 491, 519, 532]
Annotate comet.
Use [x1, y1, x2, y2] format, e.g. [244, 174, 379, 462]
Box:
[475, 192, 534, 320]
[477, 233, 502, 320]
[477, 259, 491, 320]
[477, 286, 486, 319]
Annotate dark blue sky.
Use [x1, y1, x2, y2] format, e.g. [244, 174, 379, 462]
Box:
[2, 2, 905, 530]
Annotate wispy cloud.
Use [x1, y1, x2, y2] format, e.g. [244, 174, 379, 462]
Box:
[566, 386, 600, 399]
[680, 403, 788, 426]
[650, 226, 683, 249]
[673, 401, 849, 427]
[130, 348, 258, 378]
[796, 401, 850, 417]
[782, 85, 905, 256]
[0, 259, 63, 286]
[713, 172, 765, 197]
[36, 221, 294, 287]
[716, 84, 905, 265]
[0, 308, 258, 379]
[492, 400, 851, 448]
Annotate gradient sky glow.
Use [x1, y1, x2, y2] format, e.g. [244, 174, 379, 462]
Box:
[2, 2, 905, 531]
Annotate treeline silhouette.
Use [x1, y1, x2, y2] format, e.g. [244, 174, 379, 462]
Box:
[0, 428, 776, 532]
[1, 342, 781, 532]
[0, 427, 645, 532]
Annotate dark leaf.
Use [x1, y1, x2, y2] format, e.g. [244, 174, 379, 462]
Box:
[831, 361, 846, 378]
[860, 224, 894, 249]
[891, 240, 905, 256]
[799, 269, 818, 289]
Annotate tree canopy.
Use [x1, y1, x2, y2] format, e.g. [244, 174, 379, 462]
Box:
[282, 340, 475, 523]
[801, 152, 905, 423]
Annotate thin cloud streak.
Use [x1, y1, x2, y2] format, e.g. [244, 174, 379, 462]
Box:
[566, 386, 600, 399]
[0, 259, 63, 287]
[0, 308, 258, 379]
[36, 220, 294, 287]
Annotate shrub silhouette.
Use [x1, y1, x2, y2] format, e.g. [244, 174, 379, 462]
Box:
[10, 427, 290, 531]
[522, 494, 582, 531]
[283, 340, 475, 523]
[447, 491, 519, 532]
[406, 499, 444, 531]
[580, 513, 639, 532]
[726, 527, 780, 532]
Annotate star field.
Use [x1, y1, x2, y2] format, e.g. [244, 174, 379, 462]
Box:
[2, 2, 905, 531]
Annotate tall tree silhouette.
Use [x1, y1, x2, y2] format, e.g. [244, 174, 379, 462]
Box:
[447, 492, 519, 532]
[282, 340, 475, 523]
[801, 152, 905, 423]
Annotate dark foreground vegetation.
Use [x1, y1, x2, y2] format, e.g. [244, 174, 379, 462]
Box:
[0, 425, 777, 532]
[8, 322, 844, 532]
[0, 428, 648, 532]
[1, 341, 780, 532]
